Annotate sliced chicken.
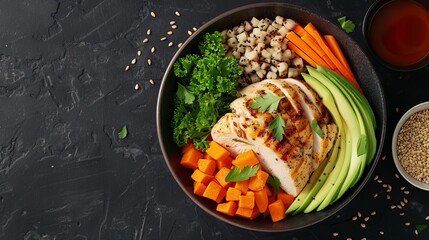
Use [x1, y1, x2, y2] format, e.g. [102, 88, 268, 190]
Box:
[211, 78, 338, 196]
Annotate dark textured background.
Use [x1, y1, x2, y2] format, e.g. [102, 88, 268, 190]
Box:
[0, 0, 428, 239]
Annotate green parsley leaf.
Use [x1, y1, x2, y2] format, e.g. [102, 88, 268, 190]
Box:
[250, 93, 284, 113]
[269, 115, 285, 141]
[266, 175, 281, 194]
[118, 125, 128, 139]
[225, 164, 260, 182]
[310, 119, 325, 138]
[338, 16, 356, 33]
[176, 83, 195, 104]
[416, 224, 428, 233]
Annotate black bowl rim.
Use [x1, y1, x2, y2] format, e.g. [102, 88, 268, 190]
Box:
[362, 0, 429, 72]
[157, 2, 387, 232]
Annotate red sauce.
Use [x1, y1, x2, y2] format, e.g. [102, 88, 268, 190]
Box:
[369, 0, 429, 67]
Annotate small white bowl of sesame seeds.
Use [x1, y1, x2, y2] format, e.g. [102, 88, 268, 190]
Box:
[392, 102, 429, 191]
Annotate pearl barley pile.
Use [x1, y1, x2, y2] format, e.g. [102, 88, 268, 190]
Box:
[397, 109, 429, 184]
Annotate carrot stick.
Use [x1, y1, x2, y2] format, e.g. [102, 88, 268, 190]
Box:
[304, 23, 361, 90]
[286, 31, 330, 69]
[287, 42, 317, 68]
[293, 24, 309, 37]
[324, 35, 356, 80]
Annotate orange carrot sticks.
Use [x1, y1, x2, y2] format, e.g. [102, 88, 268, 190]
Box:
[303, 23, 362, 92]
[286, 31, 330, 69]
[287, 42, 317, 68]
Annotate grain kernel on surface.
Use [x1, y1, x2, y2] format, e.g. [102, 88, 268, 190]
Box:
[149, 79, 155, 85]
[137, 50, 142, 56]
[131, 58, 136, 65]
[150, 11, 156, 17]
[175, 11, 181, 16]
[332, 232, 339, 237]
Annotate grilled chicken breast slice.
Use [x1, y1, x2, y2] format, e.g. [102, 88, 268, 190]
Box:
[211, 78, 338, 196]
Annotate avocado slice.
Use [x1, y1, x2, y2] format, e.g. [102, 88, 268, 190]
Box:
[286, 73, 342, 214]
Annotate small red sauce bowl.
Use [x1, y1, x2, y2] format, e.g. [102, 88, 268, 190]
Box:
[363, 0, 429, 71]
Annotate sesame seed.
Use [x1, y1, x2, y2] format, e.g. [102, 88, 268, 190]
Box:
[364, 217, 370, 221]
[403, 198, 408, 203]
[188, 30, 193, 36]
[147, 29, 151, 35]
[151, 47, 156, 53]
[332, 232, 339, 237]
[425, 215, 429, 220]
[415, 229, 419, 235]
[404, 190, 410, 195]
[397, 205, 402, 209]
[395, 173, 400, 178]
[143, 38, 149, 43]
[401, 186, 406, 190]
[396, 107, 399, 112]
[387, 194, 391, 199]
[124, 65, 130, 71]
[170, 21, 176, 25]
[134, 83, 140, 90]
[193, 27, 197, 31]
[160, 37, 167, 41]
[387, 188, 392, 193]
[347, 238, 352, 240]
[391, 205, 396, 209]
[167, 31, 173, 35]
[168, 42, 174, 47]
[147, 59, 152, 65]
[400, 201, 405, 206]
[137, 50, 142, 56]
[382, 184, 387, 188]
[377, 179, 383, 183]
[357, 211, 362, 217]
[399, 212, 405, 216]
[405, 222, 410, 226]
[149, 79, 154, 85]
[131, 58, 137, 65]
[374, 175, 379, 181]
[379, 231, 384, 235]
[171, 25, 177, 29]
[150, 11, 156, 17]
[373, 193, 378, 198]
[361, 223, 366, 228]
[178, 42, 183, 48]
[362, 238, 367, 240]
[175, 11, 181, 17]
[382, 155, 386, 160]
[371, 211, 376, 216]
[352, 216, 358, 221]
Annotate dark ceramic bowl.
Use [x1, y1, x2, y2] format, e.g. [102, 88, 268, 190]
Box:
[157, 2, 387, 232]
[362, 0, 429, 71]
